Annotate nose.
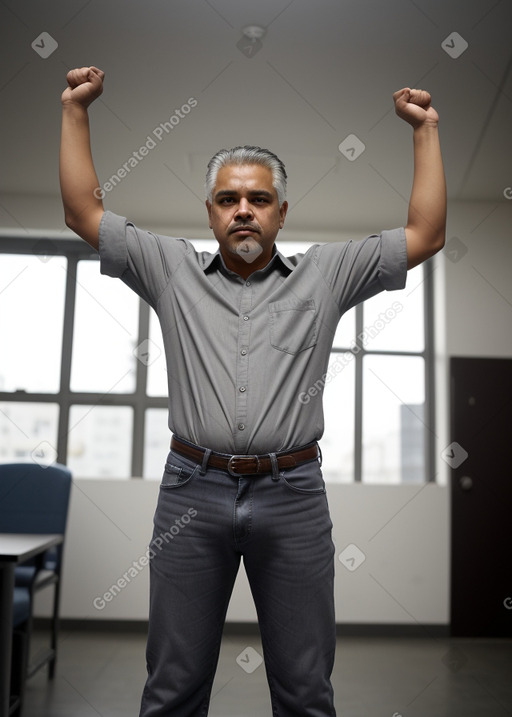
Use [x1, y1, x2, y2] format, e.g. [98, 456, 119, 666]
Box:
[235, 198, 253, 220]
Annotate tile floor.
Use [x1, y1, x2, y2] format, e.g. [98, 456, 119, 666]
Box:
[20, 626, 512, 716]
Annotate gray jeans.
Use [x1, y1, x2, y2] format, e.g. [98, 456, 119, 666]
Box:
[139, 444, 336, 716]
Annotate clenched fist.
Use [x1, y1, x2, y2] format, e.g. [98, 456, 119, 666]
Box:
[393, 88, 439, 128]
[61, 66, 105, 108]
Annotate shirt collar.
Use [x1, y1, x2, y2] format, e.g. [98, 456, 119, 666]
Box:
[202, 244, 295, 276]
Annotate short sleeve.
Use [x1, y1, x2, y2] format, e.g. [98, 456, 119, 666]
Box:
[98, 210, 189, 308]
[378, 227, 408, 291]
[313, 227, 407, 313]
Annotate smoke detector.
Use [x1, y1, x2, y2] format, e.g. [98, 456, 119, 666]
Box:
[242, 25, 266, 41]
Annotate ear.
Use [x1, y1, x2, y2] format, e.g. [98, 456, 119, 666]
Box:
[205, 200, 212, 229]
[279, 201, 288, 229]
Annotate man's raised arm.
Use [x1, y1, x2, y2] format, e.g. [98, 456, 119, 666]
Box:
[393, 88, 447, 269]
[60, 66, 105, 250]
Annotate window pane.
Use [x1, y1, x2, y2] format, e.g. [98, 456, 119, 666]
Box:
[320, 352, 355, 483]
[362, 264, 424, 352]
[362, 355, 425, 484]
[143, 408, 171, 479]
[0, 402, 59, 463]
[71, 261, 138, 393]
[332, 309, 355, 349]
[276, 240, 313, 261]
[0, 255, 66, 392]
[147, 310, 168, 397]
[67, 405, 133, 478]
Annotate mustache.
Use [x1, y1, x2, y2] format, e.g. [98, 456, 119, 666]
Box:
[229, 222, 260, 234]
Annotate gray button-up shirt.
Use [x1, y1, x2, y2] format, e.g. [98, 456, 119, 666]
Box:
[99, 211, 407, 454]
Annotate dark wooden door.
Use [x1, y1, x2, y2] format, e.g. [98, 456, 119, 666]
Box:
[450, 357, 512, 637]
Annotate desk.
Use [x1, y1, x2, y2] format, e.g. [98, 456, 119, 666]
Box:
[0, 533, 63, 717]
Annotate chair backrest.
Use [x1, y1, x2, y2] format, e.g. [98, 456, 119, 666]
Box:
[0, 462, 72, 536]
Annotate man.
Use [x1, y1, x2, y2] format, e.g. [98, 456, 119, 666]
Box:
[60, 66, 446, 716]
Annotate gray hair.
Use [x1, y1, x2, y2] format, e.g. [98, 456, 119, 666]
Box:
[205, 145, 287, 206]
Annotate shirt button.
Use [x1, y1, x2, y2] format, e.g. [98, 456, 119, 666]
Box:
[246, 281, 251, 286]
[239, 386, 246, 392]
[238, 423, 245, 430]
[243, 315, 249, 321]
[241, 349, 247, 356]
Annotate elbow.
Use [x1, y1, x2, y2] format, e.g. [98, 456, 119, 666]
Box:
[423, 230, 446, 263]
[419, 234, 445, 266]
[64, 212, 80, 235]
[405, 224, 446, 269]
[62, 206, 103, 250]
[433, 228, 446, 255]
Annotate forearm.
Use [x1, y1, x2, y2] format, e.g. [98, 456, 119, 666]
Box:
[59, 102, 103, 234]
[406, 124, 447, 247]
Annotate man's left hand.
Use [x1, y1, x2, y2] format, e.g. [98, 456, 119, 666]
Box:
[393, 88, 439, 129]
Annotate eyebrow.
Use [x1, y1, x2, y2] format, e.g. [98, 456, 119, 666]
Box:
[214, 189, 274, 200]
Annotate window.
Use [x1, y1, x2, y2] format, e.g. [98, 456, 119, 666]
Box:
[0, 402, 59, 464]
[0, 254, 67, 393]
[67, 405, 134, 478]
[71, 261, 139, 394]
[0, 236, 434, 482]
[362, 355, 425, 483]
[322, 263, 432, 483]
[143, 408, 170, 479]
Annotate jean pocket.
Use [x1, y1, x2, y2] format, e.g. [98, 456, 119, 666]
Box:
[160, 460, 199, 488]
[268, 298, 317, 354]
[280, 463, 326, 495]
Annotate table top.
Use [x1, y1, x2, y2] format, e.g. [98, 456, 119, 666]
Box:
[0, 533, 63, 564]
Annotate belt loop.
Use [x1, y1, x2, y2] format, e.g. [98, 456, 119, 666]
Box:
[269, 452, 280, 481]
[317, 442, 323, 467]
[200, 448, 212, 475]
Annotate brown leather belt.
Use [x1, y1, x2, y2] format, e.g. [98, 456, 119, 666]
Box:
[170, 435, 320, 476]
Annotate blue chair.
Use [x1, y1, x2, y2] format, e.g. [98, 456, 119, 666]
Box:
[0, 462, 72, 681]
[12, 588, 30, 629]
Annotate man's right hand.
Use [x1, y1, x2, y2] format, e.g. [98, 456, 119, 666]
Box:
[61, 66, 105, 108]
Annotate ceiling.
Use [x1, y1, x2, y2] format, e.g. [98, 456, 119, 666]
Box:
[1, 0, 511, 240]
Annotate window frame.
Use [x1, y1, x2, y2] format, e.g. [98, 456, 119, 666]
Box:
[329, 258, 436, 482]
[0, 235, 436, 481]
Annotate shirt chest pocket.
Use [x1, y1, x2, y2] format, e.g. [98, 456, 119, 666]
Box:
[268, 298, 318, 355]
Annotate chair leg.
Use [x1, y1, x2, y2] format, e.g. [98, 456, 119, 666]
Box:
[49, 579, 61, 680]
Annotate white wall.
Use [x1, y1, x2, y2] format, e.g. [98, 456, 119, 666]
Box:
[17, 196, 512, 624]
[443, 201, 512, 358]
[48, 479, 449, 625]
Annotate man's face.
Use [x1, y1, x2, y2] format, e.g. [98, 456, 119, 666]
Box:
[206, 163, 287, 275]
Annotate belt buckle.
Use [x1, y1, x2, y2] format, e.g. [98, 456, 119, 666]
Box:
[227, 454, 260, 476]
